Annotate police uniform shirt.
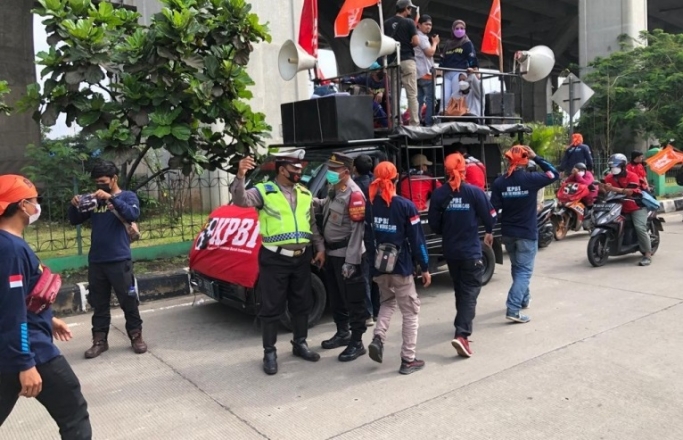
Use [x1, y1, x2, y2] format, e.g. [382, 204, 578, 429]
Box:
[318, 178, 366, 265]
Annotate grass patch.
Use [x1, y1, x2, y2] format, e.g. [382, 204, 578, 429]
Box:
[26, 212, 209, 259]
[60, 255, 190, 285]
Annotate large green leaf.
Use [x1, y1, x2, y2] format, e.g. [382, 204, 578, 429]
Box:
[171, 124, 192, 141]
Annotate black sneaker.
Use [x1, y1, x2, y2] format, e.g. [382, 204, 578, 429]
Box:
[399, 358, 425, 375]
[368, 336, 384, 363]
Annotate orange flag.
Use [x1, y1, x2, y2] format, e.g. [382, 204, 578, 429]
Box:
[645, 145, 683, 175]
[334, 0, 379, 38]
[481, 0, 502, 56]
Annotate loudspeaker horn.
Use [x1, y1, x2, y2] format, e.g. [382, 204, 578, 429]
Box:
[515, 45, 555, 82]
[350, 19, 398, 69]
[278, 39, 317, 81]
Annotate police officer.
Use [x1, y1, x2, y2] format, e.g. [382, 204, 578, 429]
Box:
[231, 149, 326, 375]
[317, 152, 368, 362]
[428, 153, 496, 358]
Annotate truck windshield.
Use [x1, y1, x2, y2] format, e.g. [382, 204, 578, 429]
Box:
[246, 158, 326, 189]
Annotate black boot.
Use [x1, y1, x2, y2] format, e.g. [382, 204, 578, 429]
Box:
[290, 315, 320, 362]
[262, 321, 278, 375]
[338, 339, 366, 362]
[321, 323, 351, 349]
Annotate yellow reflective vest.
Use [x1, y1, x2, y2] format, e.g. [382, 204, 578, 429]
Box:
[255, 182, 313, 246]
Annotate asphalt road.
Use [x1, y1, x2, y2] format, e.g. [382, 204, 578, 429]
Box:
[4, 212, 683, 440]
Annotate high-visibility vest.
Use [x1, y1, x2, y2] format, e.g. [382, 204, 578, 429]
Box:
[255, 182, 313, 246]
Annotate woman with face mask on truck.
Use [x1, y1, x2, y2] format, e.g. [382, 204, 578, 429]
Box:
[439, 20, 479, 113]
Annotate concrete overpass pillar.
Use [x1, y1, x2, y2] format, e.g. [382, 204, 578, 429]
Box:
[579, 0, 648, 71]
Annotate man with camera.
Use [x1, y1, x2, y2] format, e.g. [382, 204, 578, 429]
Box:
[68, 160, 146, 358]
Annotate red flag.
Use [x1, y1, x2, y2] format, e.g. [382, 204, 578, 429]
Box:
[481, 0, 502, 56]
[334, 0, 379, 38]
[298, 0, 319, 58]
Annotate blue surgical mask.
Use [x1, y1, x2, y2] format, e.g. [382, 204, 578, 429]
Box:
[326, 170, 341, 185]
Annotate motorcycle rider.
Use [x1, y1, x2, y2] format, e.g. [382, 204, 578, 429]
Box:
[564, 162, 598, 211]
[627, 151, 649, 192]
[600, 153, 652, 267]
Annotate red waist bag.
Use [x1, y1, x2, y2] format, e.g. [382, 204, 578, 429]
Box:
[26, 266, 62, 314]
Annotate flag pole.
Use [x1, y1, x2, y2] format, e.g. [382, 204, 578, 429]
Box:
[498, 38, 504, 73]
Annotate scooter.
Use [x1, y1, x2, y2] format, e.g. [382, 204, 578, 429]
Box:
[538, 199, 556, 249]
[552, 181, 594, 240]
[586, 192, 664, 267]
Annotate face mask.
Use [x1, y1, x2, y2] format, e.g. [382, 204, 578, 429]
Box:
[96, 182, 112, 193]
[454, 29, 466, 38]
[284, 169, 301, 184]
[459, 80, 470, 91]
[611, 167, 622, 175]
[25, 201, 41, 225]
[578, 171, 586, 177]
[326, 170, 341, 185]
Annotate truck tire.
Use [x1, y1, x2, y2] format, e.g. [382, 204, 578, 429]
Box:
[280, 272, 327, 330]
[482, 244, 496, 286]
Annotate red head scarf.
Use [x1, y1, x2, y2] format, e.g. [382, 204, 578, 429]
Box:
[504, 146, 530, 177]
[571, 133, 583, 146]
[369, 161, 398, 206]
[444, 153, 467, 191]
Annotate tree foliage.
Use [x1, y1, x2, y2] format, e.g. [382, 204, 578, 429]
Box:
[578, 30, 683, 154]
[0, 81, 10, 116]
[22, 0, 271, 188]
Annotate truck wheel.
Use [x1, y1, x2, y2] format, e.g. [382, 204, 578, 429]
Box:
[280, 272, 327, 330]
[482, 244, 496, 286]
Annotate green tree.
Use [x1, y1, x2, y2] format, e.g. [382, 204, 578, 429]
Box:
[21, 0, 271, 189]
[0, 81, 10, 115]
[578, 30, 683, 154]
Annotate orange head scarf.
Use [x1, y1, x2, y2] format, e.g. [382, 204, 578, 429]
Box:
[444, 153, 467, 191]
[369, 161, 398, 206]
[504, 146, 530, 177]
[571, 133, 583, 146]
[0, 175, 38, 216]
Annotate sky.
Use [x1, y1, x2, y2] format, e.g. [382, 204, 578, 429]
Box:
[33, 17, 339, 140]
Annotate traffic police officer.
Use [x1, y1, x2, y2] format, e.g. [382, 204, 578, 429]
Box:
[317, 152, 368, 362]
[231, 150, 326, 375]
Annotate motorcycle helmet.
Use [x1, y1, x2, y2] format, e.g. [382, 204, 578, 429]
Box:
[607, 153, 627, 175]
[574, 162, 587, 171]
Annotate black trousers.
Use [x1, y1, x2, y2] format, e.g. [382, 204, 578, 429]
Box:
[257, 247, 313, 322]
[88, 260, 142, 335]
[361, 254, 380, 318]
[325, 255, 368, 341]
[0, 356, 92, 439]
[447, 258, 484, 338]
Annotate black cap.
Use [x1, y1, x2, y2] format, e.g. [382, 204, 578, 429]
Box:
[326, 152, 354, 170]
[396, 0, 416, 10]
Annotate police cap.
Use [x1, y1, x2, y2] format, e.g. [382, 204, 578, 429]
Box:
[326, 152, 354, 170]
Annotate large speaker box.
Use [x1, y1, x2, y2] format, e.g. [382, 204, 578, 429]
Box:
[485, 93, 515, 117]
[281, 95, 374, 144]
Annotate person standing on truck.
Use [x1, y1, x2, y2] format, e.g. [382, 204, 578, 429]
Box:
[428, 154, 496, 358]
[231, 150, 326, 375]
[491, 146, 559, 324]
[366, 161, 431, 374]
[317, 152, 369, 362]
[353, 155, 380, 326]
[415, 15, 439, 126]
[0, 175, 92, 439]
[384, 0, 420, 127]
[399, 154, 442, 211]
[68, 160, 146, 359]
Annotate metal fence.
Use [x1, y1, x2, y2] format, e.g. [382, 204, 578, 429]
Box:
[25, 171, 232, 259]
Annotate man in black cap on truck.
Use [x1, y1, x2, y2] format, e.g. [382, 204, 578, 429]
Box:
[317, 152, 369, 361]
[231, 149, 326, 375]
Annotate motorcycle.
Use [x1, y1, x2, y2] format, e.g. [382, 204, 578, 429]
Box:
[586, 192, 664, 267]
[552, 181, 594, 240]
[538, 200, 556, 249]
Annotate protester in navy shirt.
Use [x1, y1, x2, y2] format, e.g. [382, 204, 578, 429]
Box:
[366, 162, 431, 375]
[428, 153, 495, 358]
[69, 160, 146, 358]
[0, 175, 91, 438]
[559, 133, 594, 175]
[491, 146, 559, 323]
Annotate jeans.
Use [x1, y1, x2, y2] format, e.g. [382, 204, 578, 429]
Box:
[447, 258, 484, 338]
[417, 78, 434, 126]
[88, 260, 142, 336]
[502, 237, 538, 314]
[441, 71, 460, 111]
[0, 356, 92, 439]
[400, 60, 420, 126]
[627, 208, 652, 254]
[373, 274, 421, 361]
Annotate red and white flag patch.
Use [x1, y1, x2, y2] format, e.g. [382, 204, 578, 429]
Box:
[490, 209, 498, 218]
[9, 275, 23, 289]
[410, 215, 421, 225]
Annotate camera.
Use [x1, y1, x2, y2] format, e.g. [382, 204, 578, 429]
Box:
[77, 194, 100, 213]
